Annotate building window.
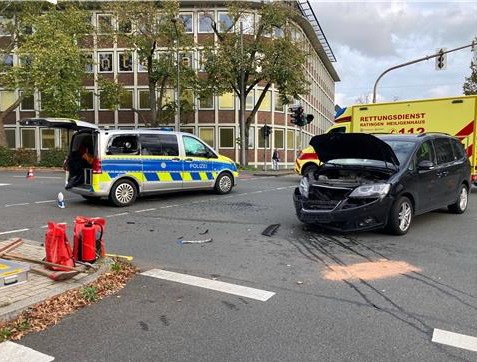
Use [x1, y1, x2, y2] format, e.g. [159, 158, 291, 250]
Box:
[60, 129, 73, 150]
[160, 89, 174, 107]
[258, 90, 271, 111]
[118, 19, 132, 34]
[219, 127, 234, 148]
[80, 90, 94, 110]
[199, 94, 213, 109]
[274, 93, 284, 112]
[198, 50, 208, 71]
[0, 91, 16, 111]
[21, 128, 35, 149]
[99, 92, 110, 110]
[41, 129, 55, 149]
[98, 52, 113, 73]
[218, 12, 233, 32]
[20, 93, 34, 111]
[274, 129, 284, 149]
[118, 52, 133, 72]
[179, 13, 193, 33]
[82, 53, 93, 73]
[138, 89, 150, 109]
[2, 54, 13, 68]
[198, 12, 214, 33]
[119, 89, 133, 109]
[199, 127, 215, 147]
[181, 127, 194, 134]
[248, 127, 255, 149]
[180, 51, 194, 69]
[137, 56, 147, 72]
[246, 91, 254, 111]
[5, 129, 15, 148]
[97, 14, 113, 34]
[258, 129, 270, 148]
[287, 130, 294, 149]
[238, 13, 254, 34]
[219, 92, 234, 109]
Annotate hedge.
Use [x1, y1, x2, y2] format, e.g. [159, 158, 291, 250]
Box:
[0, 147, 67, 167]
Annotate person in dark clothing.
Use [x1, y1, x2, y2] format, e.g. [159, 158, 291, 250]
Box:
[272, 149, 280, 171]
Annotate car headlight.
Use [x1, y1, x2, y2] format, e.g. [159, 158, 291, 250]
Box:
[299, 177, 309, 198]
[349, 183, 390, 198]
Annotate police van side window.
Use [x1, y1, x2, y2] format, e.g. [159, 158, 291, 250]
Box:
[139, 134, 179, 156]
[433, 138, 454, 164]
[107, 135, 139, 155]
[183, 136, 216, 158]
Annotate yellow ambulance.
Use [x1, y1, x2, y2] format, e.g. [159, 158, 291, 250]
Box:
[295, 95, 477, 183]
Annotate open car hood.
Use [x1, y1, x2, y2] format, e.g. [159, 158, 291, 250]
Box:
[20, 118, 98, 131]
[309, 133, 400, 166]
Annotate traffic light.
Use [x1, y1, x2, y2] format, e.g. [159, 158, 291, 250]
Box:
[436, 48, 447, 70]
[261, 125, 271, 138]
[289, 106, 304, 126]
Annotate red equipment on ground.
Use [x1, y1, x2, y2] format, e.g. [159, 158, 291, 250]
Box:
[44, 222, 75, 271]
[73, 216, 106, 263]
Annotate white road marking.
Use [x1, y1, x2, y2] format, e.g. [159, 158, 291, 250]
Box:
[34, 200, 56, 204]
[160, 204, 179, 209]
[134, 208, 156, 213]
[41, 222, 67, 228]
[0, 228, 29, 235]
[0, 183, 11, 186]
[5, 203, 30, 207]
[106, 212, 129, 218]
[141, 269, 275, 302]
[0, 341, 54, 362]
[13, 176, 61, 179]
[432, 328, 477, 352]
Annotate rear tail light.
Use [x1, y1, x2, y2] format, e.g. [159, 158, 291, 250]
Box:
[92, 158, 102, 174]
[298, 152, 318, 161]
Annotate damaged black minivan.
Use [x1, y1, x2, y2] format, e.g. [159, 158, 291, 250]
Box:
[293, 133, 470, 235]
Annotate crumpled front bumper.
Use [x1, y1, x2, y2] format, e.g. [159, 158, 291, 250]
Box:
[293, 188, 394, 232]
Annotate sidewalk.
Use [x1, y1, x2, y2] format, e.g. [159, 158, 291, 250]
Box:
[0, 239, 107, 322]
[242, 169, 297, 177]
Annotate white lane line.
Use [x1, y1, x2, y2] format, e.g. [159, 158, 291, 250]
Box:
[432, 328, 477, 352]
[5, 203, 30, 207]
[41, 222, 67, 228]
[0, 228, 29, 235]
[160, 204, 179, 209]
[13, 176, 61, 179]
[106, 212, 129, 218]
[0, 341, 54, 362]
[0, 183, 11, 186]
[134, 208, 156, 213]
[34, 200, 56, 204]
[141, 269, 275, 302]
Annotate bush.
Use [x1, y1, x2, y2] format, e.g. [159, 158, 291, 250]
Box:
[0, 147, 15, 167]
[12, 149, 37, 166]
[39, 148, 67, 167]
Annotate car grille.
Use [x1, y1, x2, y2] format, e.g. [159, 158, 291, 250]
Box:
[306, 184, 351, 210]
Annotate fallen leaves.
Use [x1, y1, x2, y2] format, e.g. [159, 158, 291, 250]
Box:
[0, 258, 138, 342]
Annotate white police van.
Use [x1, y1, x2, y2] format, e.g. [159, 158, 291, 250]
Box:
[21, 118, 239, 206]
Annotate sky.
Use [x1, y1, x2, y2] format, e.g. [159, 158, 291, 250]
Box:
[310, 0, 477, 107]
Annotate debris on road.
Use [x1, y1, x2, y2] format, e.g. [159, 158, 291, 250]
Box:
[262, 224, 280, 236]
[177, 238, 213, 245]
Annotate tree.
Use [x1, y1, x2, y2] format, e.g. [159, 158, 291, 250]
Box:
[106, 0, 198, 127]
[200, 1, 310, 165]
[463, 41, 477, 95]
[0, 2, 121, 147]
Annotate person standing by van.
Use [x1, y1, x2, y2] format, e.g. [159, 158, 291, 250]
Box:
[272, 149, 280, 171]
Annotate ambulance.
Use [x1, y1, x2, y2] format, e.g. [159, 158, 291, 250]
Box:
[295, 95, 477, 183]
[20, 118, 239, 206]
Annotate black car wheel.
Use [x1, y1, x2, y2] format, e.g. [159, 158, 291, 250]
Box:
[109, 179, 137, 207]
[215, 172, 233, 194]
[302, 164, 318, 176]
[448, 184, 468, 214]
[386, 196, 413, 235]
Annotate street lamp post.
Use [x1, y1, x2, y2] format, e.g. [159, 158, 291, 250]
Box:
[171, 18, 181, 132]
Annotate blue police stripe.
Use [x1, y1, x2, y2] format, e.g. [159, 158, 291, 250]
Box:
[206, 172, 213, 180]
[145, 172, 159, 182]
[191, 172, 202, 181]
[171, 172, 182, 181]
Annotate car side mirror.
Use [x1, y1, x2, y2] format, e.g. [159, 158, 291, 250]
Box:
[417, 160, 434, 170]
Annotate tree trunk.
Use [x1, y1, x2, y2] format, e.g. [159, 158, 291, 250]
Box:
[0, 97, 22, 147]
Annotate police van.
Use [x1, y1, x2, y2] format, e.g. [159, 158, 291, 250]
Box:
[21, 118, 239, 206]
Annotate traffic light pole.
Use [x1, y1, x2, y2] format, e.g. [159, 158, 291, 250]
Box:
[372, 41, 475, 103]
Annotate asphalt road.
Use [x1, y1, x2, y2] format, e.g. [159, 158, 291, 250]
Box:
[1, 170, 476, 361]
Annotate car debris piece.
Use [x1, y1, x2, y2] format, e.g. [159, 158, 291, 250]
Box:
[262, 224, 280, 236]
[177, 238, 213, 245]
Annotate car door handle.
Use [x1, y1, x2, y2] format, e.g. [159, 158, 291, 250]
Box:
[184, 158, 193, 162]
[437, 171, 448, 177]
[171, 157, 181, 162]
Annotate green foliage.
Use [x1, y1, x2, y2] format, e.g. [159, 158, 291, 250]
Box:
[110, 261, 121, 273]
[97, 77, 126, 111]
[0, 146, 15, 166]
[0, 327, 12, 342]
[12, 149, 37, 166]
[80, 286, 98, 303]
[39, 148, 67, 167]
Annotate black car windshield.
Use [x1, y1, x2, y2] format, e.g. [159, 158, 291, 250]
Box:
[383, 140, 416, 164]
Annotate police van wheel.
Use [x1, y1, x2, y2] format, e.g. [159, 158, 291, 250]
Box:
[215, 173, 233, 194]
[109, 179, 137, 207]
